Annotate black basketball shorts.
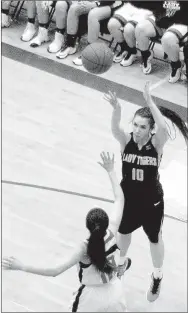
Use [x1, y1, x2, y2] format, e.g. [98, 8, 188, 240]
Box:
[118, 197, 164, 243]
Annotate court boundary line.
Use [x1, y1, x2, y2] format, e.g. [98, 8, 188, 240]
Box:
[2, 180, 187, 224]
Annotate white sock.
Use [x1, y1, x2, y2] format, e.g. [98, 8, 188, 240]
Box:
[153, 267, 163, 279]
[119, 256, 127, 266]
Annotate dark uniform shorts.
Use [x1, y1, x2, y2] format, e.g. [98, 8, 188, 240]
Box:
[118, 195, 164, 243]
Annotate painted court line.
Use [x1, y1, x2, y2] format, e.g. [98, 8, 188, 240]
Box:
[2, 180, 187, 223]
[10, 301, 35, 312]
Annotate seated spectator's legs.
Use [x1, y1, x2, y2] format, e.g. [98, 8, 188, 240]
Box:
[48, 0, 69, 53]
[30, 1, 50, 47]
[73, 5, 112, 66]
[21, 1, 37, 42]
[57, 1, 97, 59]
[1, 0, 12, 27]
[161, 25, 188, 83]
[121, 22, 137, 66]
[87, 6, 111, 43]
[135, 19, 157, 74]
[108, 17, 128, 63]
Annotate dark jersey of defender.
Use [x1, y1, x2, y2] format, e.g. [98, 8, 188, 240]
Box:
[121, 133, 163, 201]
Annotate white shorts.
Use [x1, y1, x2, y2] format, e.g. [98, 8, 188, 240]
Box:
[69, 278, 127, 312]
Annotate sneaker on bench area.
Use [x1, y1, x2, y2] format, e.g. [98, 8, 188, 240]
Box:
[30, 27, 49, 48]
[169, 61, 182, 83]
[73, 55, 82, 66]
[141, 50, 154, 75]
[48, 32, 65, 53]
[21, 22, 37, 42]
[56, 45, 77, 59]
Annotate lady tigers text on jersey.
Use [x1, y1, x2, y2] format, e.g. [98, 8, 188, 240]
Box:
[122, 153, 158, 166]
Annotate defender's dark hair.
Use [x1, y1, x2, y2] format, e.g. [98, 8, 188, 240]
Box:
[86, 208, 113, 274]
[134, 106, 188, 142]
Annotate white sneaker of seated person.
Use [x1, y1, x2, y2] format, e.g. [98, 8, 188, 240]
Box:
[113, 50, 128, 63]
[141, 50, 154, 74]
[30, 26, 49, 48]
[73, 55, 83, 66]
[120, 51, 137, 67]
[168, 61, 182, 83]
[56, 45, 77, 59]
[48, 31, 66, 53]
[21, 22, 37, 42]
[1, 13, 10, 28]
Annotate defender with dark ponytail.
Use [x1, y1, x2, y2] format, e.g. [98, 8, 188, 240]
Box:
[86, 208, 113, 274]
[104, 81, 187, 303]
[2, 152, 128, 312]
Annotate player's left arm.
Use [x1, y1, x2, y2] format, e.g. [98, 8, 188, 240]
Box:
[2, 242, 87, 277]
[143, 81, 169, 150]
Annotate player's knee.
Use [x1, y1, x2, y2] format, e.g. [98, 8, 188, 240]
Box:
[148, 230, 162, 244]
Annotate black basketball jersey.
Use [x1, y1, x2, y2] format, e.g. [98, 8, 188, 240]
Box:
[121, 133, 163, 200]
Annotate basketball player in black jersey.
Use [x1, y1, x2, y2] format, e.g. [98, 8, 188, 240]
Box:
[104, 81, 188, 302]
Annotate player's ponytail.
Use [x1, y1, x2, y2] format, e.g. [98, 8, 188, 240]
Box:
[135, 106, 188, 143]
[158, 106, 188, 143]
[86, 208, 113, 274]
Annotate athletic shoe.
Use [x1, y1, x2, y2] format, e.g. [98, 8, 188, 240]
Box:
[56, 45, 77, 59]
[21, 22, 37, 42]
[117, 258, 132, 279]
[169, 63, 182, 83]
[113, 50, 128, 63]
[47, 31, 65, 53]
[147, 273, 163, 302]
[30, 27, 49, 48]
[1, 13, 10, 28]
[141, 50, 154, 74]
[73, 55, 82, 66]
[120, 52, 137, 67]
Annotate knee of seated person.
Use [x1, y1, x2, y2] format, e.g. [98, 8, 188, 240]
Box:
[124, 22, 135, 36]
[107, 17, 120, 33]
[56, 0, 68, 12]
[135, 21, 148, 35]
[88, 8, 99, 23]
[161, 31, 179, 47]
[68, 2, 79, 15]
[36, 1, 46, 10]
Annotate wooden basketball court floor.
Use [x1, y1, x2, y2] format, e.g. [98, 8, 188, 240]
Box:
[2, 56, 187, 312]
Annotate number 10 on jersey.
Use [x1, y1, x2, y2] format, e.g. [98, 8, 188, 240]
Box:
[132, 168, 144, 181]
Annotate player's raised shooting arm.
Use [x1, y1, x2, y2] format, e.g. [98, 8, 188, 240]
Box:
[2, 243, 86, 277]
[143, 81, 169, 148]
[103, 91, 129, 152]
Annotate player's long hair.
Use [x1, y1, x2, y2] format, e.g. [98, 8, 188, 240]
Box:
[86, 208, 113, 274]
[134, 106, 188, 143]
